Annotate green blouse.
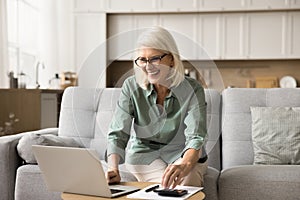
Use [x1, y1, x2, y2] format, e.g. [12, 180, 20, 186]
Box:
[107, 75, 207, 165]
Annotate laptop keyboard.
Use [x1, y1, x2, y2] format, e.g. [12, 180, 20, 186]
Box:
[110, 189, 125, 194]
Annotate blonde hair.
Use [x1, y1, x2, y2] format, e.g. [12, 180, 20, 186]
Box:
[134, 27, 185, 89]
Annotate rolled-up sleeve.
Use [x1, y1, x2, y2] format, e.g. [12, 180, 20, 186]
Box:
[182, 85, 207, 155]
[107, 80, 133, 163]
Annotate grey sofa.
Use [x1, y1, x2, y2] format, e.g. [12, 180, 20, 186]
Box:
[0, 87, 299, 200]
[219, 88, 300, 200]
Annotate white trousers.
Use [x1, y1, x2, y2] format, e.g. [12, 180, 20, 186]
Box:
[126, 158, 208, 187]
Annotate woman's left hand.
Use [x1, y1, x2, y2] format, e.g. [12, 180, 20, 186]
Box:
[161, 162, 193, 189]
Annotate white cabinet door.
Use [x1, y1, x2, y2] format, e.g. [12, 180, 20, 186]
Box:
[200, 0, 223, 10]
[247, 0, 288, 9]
[73, 0, 105, 12]
[200, 0, 246, 11]
[222, 14, 245, 59]
[134, 14, 159, 29]
[109, 13, 206, 60]
[107, 12, 299, 61]
[159, 14, 198, 60]
[197, 14, 221, 59]
[290, 0, 300, 8]
[74, 13, 106, 88]
[106, 0, 157, 12]
[108, 14, 160, 61]
[158, 0, 198, 12]
[247, 12, 286, 59]
[289, 12, 300, 58]
[108, 14, 135, 61]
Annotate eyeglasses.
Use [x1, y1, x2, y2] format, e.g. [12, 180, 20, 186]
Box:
[134, 53, 169, 68]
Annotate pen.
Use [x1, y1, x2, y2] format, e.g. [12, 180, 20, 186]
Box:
[145, 184, 159, 192]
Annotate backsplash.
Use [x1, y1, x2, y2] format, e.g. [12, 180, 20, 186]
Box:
[215, 60, 300, 89]
[106, 60, 300, 90]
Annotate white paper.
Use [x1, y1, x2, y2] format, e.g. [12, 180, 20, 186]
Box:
[127, 184, 203, 200]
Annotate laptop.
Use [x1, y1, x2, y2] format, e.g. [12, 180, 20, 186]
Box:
[32, 145, 139, 198]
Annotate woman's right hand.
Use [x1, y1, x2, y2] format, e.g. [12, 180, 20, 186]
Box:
[106, 153, 121, 184]
[106, 169, 121, 184]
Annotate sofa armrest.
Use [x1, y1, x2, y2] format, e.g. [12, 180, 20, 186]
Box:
[0, 128, 58, 200]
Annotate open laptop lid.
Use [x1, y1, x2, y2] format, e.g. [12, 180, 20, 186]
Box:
[32, 145, 139, 198]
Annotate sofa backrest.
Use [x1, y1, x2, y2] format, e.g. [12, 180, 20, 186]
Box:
[205, 89, 222, 170]
[58, 87, 221, 170]
[58, 87, 119, 159]
[221, 88, 300, 169]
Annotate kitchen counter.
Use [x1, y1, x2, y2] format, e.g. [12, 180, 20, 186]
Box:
[0, 89, 64, 136]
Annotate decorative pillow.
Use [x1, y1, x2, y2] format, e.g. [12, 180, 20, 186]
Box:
[17, 133, 82, 164]
[250, 107, 300, 165]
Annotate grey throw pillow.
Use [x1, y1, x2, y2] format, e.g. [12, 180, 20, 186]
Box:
[250, 107, 300, 165]
[17, 133, 82, 164]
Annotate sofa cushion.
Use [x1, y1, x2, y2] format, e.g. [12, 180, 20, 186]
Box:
[221, 88, 300, 169]
[15, 165, 61, 200]
[251, 107, 300, 165]
[219, 165, 300, 200]
[203, 166, 220, 200]
[17, 133, 82, 164]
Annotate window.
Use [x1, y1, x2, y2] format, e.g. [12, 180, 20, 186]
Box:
[7, 0, 39, 87]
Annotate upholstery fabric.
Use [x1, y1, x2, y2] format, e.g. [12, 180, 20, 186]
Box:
[221, 88, 300, 169]
[251, 107, 300, 165]
[0, 134, 22, 200]
[59, 87, 222, 169]
[205, 89, 222, 170]
[8, 87, 221, 200]
[15, 165, 61, 200]
[17, 133, 82, 164]
[219, 165, 300, 200]
[0, 128, 58, 200]
[203, 167, 220, 200]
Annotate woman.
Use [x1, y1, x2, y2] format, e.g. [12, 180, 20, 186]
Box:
[106, 26, 207, 189]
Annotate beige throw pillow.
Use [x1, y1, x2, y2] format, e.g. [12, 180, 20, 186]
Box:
[250, 107, 300, 165]
[17, 133, 82, 164]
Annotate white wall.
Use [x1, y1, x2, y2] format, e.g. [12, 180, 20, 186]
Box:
[0, 0, 9, 88]
[38, 0, 74, 88]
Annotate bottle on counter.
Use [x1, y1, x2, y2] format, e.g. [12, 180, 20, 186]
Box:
[8, 71, 18, 88]
[49, 73, 61, 89]
[18, 71, 28, 89]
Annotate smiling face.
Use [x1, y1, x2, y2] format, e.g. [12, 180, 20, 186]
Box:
[136, 47, 174, 86]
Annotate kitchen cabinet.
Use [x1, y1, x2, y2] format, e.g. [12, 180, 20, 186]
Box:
[291, 0, 300, 8]
[246, 0, 289, 10]
[0, 89, 63, 135]
[73, 0, 105, 12]
[108, 14, 211, 60]
[222, 13, 244, 59]
[40, 93, 58, 129]
[108, 14, 136, 61]
[197, 13, 221, 59]
[222, 11, 300, 59]
[158, 0, 198, 12]
[73, 13, 106, 88]
[108, 12, 300, 61]
[71, 0, 300, 88]
[289, 11, 300, 58]
[246, 12, 285, 59]
[105, 0, 298, 13]
[160, 14, 199, 60]
[200, 0, 246, 11]
[204, 0, 300, 11]
[106, 0, 157, 12]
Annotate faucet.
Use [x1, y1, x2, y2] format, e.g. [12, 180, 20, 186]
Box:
[35, 61, 45, 88]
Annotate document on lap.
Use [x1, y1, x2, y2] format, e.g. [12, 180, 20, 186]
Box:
[127, 184, 203, 200]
